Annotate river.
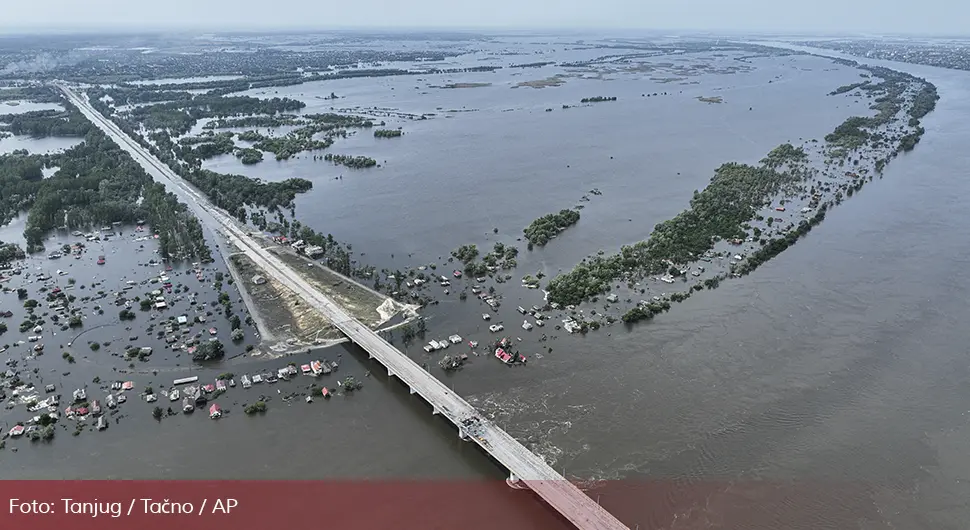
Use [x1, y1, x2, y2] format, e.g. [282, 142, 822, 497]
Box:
[3, 37, 970, 529]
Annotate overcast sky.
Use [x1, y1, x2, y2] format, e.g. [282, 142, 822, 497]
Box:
[2, 0, 967, 35]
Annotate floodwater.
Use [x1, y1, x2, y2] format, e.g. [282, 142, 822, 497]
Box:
[4, 38, 970, 529]
[0, 135, 80, 155]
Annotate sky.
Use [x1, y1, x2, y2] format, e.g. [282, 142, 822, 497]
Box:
[1, 0, 968, 36]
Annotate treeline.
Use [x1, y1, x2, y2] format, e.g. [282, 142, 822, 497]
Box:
[825, 66, 935, 153]
[0, 241, 26, 266]
[99, 88, 194, 105]
[0, 86, 62, 103]
[141, 182, 212, 261]
[323, 154, 377, 169]
[828, 81, 870, 95]
[580, 96, 617, 103]
[4, 125, 209, 259]
[549, 66, 939, 308]
[0, 109, 92, 138]
[182, 169, 312, 214]
[123, 94, 306, 135]
[204, 115, 301, 129]
[524, 209, 580, 247]
[0, 151, 52, 225]
[546, 162, 794, 306]
[176, 132, 236, 164]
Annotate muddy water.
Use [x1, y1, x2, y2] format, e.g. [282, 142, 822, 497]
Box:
[3, 39, 970, 529]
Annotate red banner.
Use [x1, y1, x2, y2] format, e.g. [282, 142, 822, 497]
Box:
[1, 479, 874, 529]
[1, 480, 577, 530]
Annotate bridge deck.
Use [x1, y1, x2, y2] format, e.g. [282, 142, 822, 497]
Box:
[62, 84, 629, 530]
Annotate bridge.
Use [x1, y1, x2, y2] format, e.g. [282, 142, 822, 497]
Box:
[59, 84, 629, 530]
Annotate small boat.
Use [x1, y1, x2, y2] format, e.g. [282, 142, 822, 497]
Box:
[169, 388, 180, 402]
[183, 397, 194, 413]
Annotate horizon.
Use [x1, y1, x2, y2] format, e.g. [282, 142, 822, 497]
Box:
[1, 0, 968, 37]
[0, 25, 967, 39]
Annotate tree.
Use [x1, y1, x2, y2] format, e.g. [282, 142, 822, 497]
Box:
[244, 401, 267, 414]
[229, 314, 241, 330]
[192, 340, 225, 362]
[152, 406, 163, 420]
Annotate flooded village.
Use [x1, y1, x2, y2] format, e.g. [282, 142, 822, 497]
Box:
[0, 33, 958, 528]
[0, 35, 935, 445]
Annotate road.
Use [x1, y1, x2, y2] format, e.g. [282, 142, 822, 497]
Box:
[58, 84, 630, 530]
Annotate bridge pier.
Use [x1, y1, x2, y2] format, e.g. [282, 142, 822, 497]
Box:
[506, 472, 528, 490]
[387, 367, 395, 378]
[432, 406, 440, 415]
[409, 387, 416, 395]
[458, 426, 471, 441]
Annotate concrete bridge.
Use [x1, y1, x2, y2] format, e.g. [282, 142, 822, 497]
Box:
[59, 84, 630, 530]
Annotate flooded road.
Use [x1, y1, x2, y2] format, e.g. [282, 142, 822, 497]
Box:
[3, 39, 970, 529]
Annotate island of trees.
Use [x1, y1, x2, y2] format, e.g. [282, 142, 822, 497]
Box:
[524, 209, 581, 247]
[374, 129, 403, 138]
[545, 62, 938, 316]
[580, 96, 617, 103]
[323, 154, 377, 169]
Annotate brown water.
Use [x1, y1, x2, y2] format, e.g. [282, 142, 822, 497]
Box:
[3, 37, 970, 529]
